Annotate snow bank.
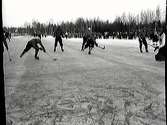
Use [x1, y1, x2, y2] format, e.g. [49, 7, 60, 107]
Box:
[96, 38, 139, 47]
[67, 38, 139, 47]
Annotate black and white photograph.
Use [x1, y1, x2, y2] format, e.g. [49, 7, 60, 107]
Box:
[2, 0, 166, 124]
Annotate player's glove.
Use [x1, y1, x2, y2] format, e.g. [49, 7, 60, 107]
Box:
[154, 46, 159, 52]
[39, 47, 43, 50]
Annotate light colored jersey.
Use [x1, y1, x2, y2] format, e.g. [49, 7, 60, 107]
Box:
[159, 33, 165, 48]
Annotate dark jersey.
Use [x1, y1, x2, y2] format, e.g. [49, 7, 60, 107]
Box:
[2, 33, 8, 52]
[54, 27, 63, 38]
[152, 34, 159, 42]
[5, 32, 10, 38]
[28, 38, 46, 52]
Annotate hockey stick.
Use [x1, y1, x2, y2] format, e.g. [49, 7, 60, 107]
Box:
[44, 52, 57, 61]
[147, 43, 156, 48]
[10, 38, 20, 56]
[147, 43, 159, 52]
[7, 50, 12, 62]
[97, 45, 105, 49]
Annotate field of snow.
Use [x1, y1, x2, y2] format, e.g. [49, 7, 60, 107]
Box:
[4, 36, 165, 125]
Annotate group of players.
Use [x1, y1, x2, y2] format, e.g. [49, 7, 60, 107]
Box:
[2, 26, 166, 61]
[138, 28, 165, 61]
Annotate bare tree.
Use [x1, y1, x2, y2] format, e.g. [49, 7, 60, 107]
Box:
[156, 6, 161, 21]
[121, 13, 127, 24]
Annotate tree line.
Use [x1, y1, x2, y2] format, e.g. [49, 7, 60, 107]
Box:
[4, 6, 165, 38]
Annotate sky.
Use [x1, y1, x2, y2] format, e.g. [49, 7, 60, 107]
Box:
[2, 0, 166, 27]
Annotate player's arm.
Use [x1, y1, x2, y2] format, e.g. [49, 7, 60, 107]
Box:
[60, 29, 64, 37]
[53, 32, 56, 37]
[38, 40, 46, 52]
[3, 39, 8, 51]
[159, 34, 165, 48]
[95, 41, 98, 47]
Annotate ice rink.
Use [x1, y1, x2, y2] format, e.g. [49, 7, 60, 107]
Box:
[4, 36, 165, 125]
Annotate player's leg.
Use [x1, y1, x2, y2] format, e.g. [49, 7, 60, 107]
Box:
[81, 37, 87, 51]
[34, 48, 39, 60]
[88, 46, 91, 55]
[143, 39, 148, 52]
[139, 38, 143, 53]
[155, 46, 165, 61]
[20, 44, 32, 58]
[88, 46, 93, 55]
[59, 38, 64, 52]
[54, 38, 58, 52]
[88, 42, 93, 55]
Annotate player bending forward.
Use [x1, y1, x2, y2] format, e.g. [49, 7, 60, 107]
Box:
[138, 31, 148, 53]
[20, 38, 46, 60]
[155, 29, 166, 61]
[82, 35, 98, 55]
